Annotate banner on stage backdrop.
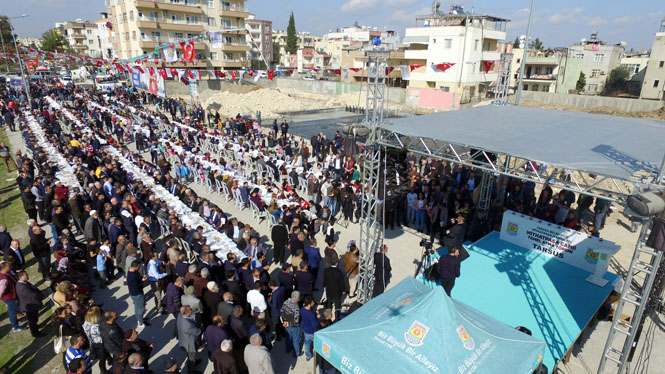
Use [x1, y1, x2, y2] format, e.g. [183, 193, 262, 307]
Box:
[9, 77, 24, 90]
[189, 78, 198, 97]
[499, 210, 619, 273]
[132, 71, 165, 97]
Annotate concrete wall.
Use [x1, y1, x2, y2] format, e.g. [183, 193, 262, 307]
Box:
[520, 91, 664, 112]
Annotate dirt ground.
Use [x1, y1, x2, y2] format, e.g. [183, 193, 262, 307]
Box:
[520, 100, 665, 121]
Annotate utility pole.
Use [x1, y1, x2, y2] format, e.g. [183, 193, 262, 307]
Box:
[10, 20, 31, 104]
[515, 0, 534, 105]
[1, 14, 28, 74]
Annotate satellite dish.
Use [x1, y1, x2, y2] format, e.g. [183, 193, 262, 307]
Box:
[519, 43, 525, 49]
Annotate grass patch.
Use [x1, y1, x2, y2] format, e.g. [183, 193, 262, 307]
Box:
[0, 128, 59, 374]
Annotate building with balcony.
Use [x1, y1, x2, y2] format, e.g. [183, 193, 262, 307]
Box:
[510, 48, 582, 94]
[339, 45, 408, 85]
[567, 32, 625, 94]
[96, 14, 117, 60]
[105, 0, 250, 70]
[320, 24, 402, 69]
[272, 30, 322, 67]
[58, 20, 100, 58]
[640, 19, 665, 100]
[16, 37, 42, 49]
[402, 11, 508, 103]
[246, 14, 272, 69]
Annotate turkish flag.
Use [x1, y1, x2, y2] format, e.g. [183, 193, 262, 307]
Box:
[385, 67, 395, 75]
[169, 68, 178, 77]
[183, 41, 195, 61]
[215, 70, 226, 79]
[148, 67, 155, 76]
[248, 70, 254, 76]
[435, 63, 454, 72]
[409, 64, 425, 72]
[349, 68, 361, 72]
[134, 65, 145, 73]
[483, 60, 494, 73]
[186, 69, 194, 79]
[268, 70, 274, 80]
[159, 68, 168, 79]
[332, 69, 341, 75]
[231, 70, 236, 80]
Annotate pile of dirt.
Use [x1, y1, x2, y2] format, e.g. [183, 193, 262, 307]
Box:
[520, 100, 665, 122]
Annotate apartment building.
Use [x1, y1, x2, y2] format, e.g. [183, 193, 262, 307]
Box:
[319, 25, 401, 68]
[402, 12, 508, 103]
[510, 48, 582, 94]
[105, 0, 250, 70]
[567, 33, 625, 94]
[96, 15, 117, 60]
[246, 14, 272, 69]
[339, 45, 408, 85]
[59, 20, 101, 58]
[272, 31, 322, 67]
[640, 19, 665, 100]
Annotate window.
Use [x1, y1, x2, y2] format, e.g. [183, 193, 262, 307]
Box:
[186, 15, 199, 24]
[575, 53, 584, 59]
[660, 61, 664, 68]
[220, 18, 231, 28]
[88, 39, 94, 45]
[208, 17, 215, 26]
[86, 29, 92, 35]
[474, 39, 479, 50]
[174, 32, 184, 40]
[138, 10, 143, 18]
[224, 36, 232, 44]
[149, 11, 158, 20]
[207, 0, 214, 7]
[122, 13, 127, 22]
[151, 31, 160, 40]
[132, 31, 136, 40]
[588, 84, 598, 92]
[655, 80, 660, 88]
[224, 52, 233, 60]
[591, 69, 600, 78]
[593, 54, 604, 63]
[444, 39, 452, 49]
[439, 86, 450, 92]
[129, 11, 134, 21]
[171, 14, 183, 22]
[523, 84, 529, 91]
[210, 52, 218, 60]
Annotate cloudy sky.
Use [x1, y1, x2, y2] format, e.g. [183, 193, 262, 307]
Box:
[7, 0, 665, 50]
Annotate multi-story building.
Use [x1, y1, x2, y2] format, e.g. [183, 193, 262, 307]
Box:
[620, 51, 650, 96]
[319, 25, 401, 68]
[272, 30, 321, 67]
[510, 48, 583, 94]
[339, 45, 408, 85]
[567, 32, 625, 94]
[58, 20, 100, 58]
[105, 0, 250, 70]
[402, 11, 509, 103]
[96, 14, 117, 60]
[640, 19, 665, 100]
[246, 14, 272, 69]
[16, 37, 42, 49]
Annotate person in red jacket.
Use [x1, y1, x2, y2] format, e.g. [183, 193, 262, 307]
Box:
[0, 261, 25, 332]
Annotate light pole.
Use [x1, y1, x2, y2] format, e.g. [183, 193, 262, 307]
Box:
[515, 0, 534, 105]
[1, 14, 28, 73]
[8, 15, 31, 104]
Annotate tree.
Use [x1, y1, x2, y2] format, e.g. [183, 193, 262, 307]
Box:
[532, 37, 544, 51]
[285, 12, 297, 55]
[603, 66, 630, 96]
[513, 37, 519, 48]
[0, 15, 16, 52]
[575, 72, 586, 92]
[40, 28, 72, 53]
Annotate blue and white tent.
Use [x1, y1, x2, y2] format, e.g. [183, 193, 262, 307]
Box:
[314, 277, 546, 374]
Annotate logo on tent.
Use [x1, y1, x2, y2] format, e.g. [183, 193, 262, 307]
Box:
[405, 321, 429, 346]
[507, 222, 518, 235]
[585, 249, 599, 264]
[322, 343, 331, 358]
[457, 325, 475, 350]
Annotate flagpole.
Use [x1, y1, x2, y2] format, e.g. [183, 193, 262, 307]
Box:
[515, 0, 534, 106]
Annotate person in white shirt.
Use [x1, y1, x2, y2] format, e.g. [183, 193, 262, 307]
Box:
[246, 281, 267, 315]
[406, 188, 418, 224]
[147, 251, 168, 314]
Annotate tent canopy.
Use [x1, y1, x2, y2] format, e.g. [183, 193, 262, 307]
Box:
[314, 277, 546, 374]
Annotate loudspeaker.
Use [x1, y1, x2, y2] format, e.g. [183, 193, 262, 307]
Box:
[627, 192, 665, 217]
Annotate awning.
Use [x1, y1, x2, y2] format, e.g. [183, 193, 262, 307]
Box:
[402, 36, 430, 44]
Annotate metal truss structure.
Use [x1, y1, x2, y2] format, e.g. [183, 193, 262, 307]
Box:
[374, 128, 662, 204]
[357, 49, 389, 304]
[492, 52, 513, 106]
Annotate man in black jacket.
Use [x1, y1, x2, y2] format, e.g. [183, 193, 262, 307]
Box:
[373, 245, 392, 297]
[270, 218, 288, 265]
[15, 271, 45, 337]
[322, 258, 347, 311]
[100, 311, 124, 359]
[29, 226, 51, 281]
[437, 248, 461, 297]
[21, 185, 37, 221]
[443, 216, 466, 250]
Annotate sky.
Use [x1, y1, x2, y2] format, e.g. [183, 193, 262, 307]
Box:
[6, 0, 665, 51]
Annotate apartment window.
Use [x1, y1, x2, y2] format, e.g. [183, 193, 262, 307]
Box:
[208, 17, 215, 26]
[151, 31, 160, 40]
[593, 54, 604, 63]
[210, 52, 218, 60]
[588, 84, 598, 92]
[171, 0, 181, 3]
[132, 31, 136, 41]
[129, 11, 134, 21]
[88, 39, 94, 45]
[186, 15, 199, 24]
[207, 0, 214, 7]
[660, 61, 664, 68]
[174, 32, 184, 40]
[122, 13, 127, 22]
[523, 84, 529, 91]
[655, 80, 660, 88]
[439, 86, 450, 92]
[171, 14, 183, 22]
[591, 69, 600, 78]
[575, 53, 584, 59]
[187, 33, 195, 38]
[124, 32, 129, 41]
[220, 18, 231, 28]
[444, 39, 452, 49]
[86, 29, 92, 35]
[224, 52, 233, 60]
[474, 39, 479, 50]
[149, 12, 158, 20]
[138, 10, 143, 18]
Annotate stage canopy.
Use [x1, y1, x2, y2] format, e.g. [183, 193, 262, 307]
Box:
[314, 277, 546, 374]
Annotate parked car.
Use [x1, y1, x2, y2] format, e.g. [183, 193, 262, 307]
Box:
[303, 75, 315, 81]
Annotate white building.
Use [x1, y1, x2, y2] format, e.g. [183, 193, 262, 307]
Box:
[96, 16, 117, 60]
[567, 33, 625, 94]
[640, 19, 665, 100]
[58, 19, 100, 58]
[403, 12, 508, 103]
[246, 14, 272, 69]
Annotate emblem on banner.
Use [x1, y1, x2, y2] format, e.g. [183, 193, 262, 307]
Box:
[507, 222, 518, 235]
[322, 342, 331, 358]
[405, 321, 429, 346]
[585, 249, 599, 264]
[456, 325, 475, 350]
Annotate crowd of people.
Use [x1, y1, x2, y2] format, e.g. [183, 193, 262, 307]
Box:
[0, 74, 614, 374]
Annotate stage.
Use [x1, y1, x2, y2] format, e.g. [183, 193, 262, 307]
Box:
[419, 231, 619, 372]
